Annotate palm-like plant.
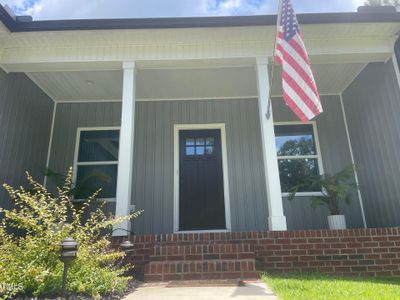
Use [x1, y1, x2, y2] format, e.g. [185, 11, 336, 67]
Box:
[288, 165, 357, 215]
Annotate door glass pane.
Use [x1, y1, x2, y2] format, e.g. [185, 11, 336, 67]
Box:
[275, 125, 316, 156]
[196, 146, 205, 155]
[75, 164, 118, 199]
[78, 130, 119, 162]
[206, 146, 214, 155]
[278, 158, 319, 193]
[186, 138, 195, 146]
[186, 146, 195, 156]
[206, 137, 215, 146]
[196, 138, 205, 146]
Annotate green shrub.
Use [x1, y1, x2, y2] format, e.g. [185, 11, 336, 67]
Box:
[0, 168, 141, 299]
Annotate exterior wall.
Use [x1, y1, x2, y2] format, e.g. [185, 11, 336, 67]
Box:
[272, 95, 364, 229]
[342, 60, 400, 228]
[132, 99, 268, 234]
[50, 96, 364, 234]
[0, 70, 53, 209]
[48, 101, 122, 215]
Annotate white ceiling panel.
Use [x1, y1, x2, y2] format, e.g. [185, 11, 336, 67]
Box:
[28, 70, 123, 101]
[27, 62, 368, 102]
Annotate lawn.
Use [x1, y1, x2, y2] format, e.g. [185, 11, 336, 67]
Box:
[262, 273, 400, 300]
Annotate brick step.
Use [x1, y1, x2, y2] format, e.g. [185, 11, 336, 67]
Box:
[144, 259, 259, 282]
[150, 243, 255, 261]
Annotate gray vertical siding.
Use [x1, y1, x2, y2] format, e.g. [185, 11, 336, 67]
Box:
[50, 96, 364, 233]
[0, 70, 53, 209]
[272, 95, 364, 229]
[342, 60, 400, 228]
[48, 102, 121, 215]
[132, 99, 269, 234]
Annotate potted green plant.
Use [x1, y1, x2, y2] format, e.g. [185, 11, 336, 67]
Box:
[288, 165, 357, 229]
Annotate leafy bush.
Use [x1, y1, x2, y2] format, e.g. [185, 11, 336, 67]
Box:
[288, 165, 357, 215]
[0, 168, 141, 299]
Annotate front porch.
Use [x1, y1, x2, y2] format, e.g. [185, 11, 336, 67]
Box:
[38, 57, 375, 235]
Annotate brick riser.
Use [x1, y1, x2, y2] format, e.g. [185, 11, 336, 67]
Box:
[111, 228, 400, 279]
[144, 243, 258, 282]
[144, 260, 258, 282]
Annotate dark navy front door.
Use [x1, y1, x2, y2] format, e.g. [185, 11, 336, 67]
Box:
[179, 129, 226, 231]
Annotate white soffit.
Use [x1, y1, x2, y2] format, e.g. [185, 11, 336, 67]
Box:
[27, 63, 368, 102]
[271, 63, 368, 96]
[27, 70, 123, 101]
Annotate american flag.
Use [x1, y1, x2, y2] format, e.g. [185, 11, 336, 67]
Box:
[275, 0, 323, 121]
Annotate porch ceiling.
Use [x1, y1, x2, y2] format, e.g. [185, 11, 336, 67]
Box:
[27, 62, 366, 102]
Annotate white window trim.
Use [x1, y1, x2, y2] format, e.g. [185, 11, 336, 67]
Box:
[173, 123, 232, 233]
[73, 126, 120, 203]
[274, 121, 324, 197]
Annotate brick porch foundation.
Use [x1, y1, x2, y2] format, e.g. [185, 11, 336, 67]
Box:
[111, 228, 400, 281]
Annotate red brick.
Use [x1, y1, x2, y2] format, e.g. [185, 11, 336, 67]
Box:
[300, 256, 315, 261]
[144, 274, 163, 282]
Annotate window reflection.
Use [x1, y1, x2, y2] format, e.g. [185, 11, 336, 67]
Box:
[274, 124, 321, 193]
[185, 137, 215, 156]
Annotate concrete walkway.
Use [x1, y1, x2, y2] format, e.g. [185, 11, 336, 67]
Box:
[124, 281, 278, 300]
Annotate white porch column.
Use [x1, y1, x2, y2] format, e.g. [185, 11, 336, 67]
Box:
[255, 57, 287, 231]
[113, 61, 136, 236]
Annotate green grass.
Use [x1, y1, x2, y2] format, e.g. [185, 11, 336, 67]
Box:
[262, 273, 400, 300]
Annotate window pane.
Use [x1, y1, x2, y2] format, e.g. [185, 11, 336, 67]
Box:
[196, 138, 205, 146]
[78, 130, 119, 162]
[186, 138, 195, 146]
[275, 125, 316, 156]
[206, 146, 214, 155]
[196, 146, 205, 155]
[186, 146, 195, 156]
[206, 137, 215, 146]
[75, 164, 118, 199]
[278, 158, 320, 193]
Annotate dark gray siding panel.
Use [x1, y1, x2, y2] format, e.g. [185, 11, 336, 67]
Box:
[0, 70, 53, 209]
[132, 99, 269, 234]
[342, 60, 400, 228]
[50, 96, 364, 233]
[273, 95, 364, 229]
[49, 102, 122, 215]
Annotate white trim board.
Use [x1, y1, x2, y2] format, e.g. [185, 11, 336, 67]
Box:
[72, 126, 121, 203]
[392, 53, 400, 90]
[173, 123, 232, 233]
[43, 102, 57, 187]
[339, 94, 368, 228]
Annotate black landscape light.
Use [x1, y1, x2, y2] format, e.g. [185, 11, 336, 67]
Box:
[59, 237, 78, 299]
[120, 240, 134, 254]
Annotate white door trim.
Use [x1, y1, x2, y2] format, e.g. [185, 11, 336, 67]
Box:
[173, 123, 232, 233]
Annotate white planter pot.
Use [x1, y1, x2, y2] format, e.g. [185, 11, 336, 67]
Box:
[327, 215, 347, 230]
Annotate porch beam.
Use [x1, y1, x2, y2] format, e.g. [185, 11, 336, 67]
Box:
[255, 57, 287, 231]
[113, 61, 136, 236]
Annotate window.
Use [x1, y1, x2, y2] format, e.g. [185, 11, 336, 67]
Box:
[74, 128, 120, 200]
[185, 137, 215, 156]
[274, 123, 323, 194]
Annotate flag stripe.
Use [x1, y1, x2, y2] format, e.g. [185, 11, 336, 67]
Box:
[282, 80, 315, 120]
[282, 90, 309, 122]
[280, 35, 318, 94]
[283, 71, 320, 116]
[275, 0, 322, 121]
[280, 39, 320, 101]
[282, 61, 320, 112]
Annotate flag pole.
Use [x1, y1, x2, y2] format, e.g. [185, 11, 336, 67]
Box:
[266, 0, 283, 120]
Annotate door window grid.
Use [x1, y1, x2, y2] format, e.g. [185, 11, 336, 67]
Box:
[185, 137, 215, 156]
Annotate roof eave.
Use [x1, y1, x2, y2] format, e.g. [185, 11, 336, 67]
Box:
[1, 5, 400, 32]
